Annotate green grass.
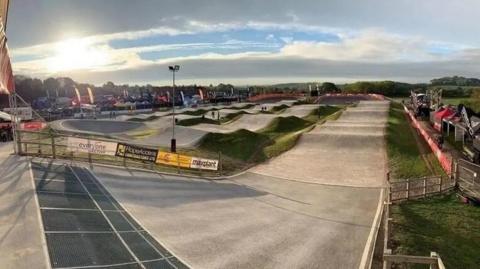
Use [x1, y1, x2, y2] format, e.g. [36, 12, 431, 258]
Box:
[176, 117, 218, 126]
[199, 129, 271, 162]
[303, 105, 343, 123]
[219, 111, 248, 124]
[386, 102, 433, 179]
[182, 109, 211, 116]
[391, 193, 480, 269]
[198, 105, 342, 169]
[128, 115, 160, 122]
[270, 104, 290, 113]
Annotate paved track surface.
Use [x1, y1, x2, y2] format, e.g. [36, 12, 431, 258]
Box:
[251, 101, 389, 187]
[0, 143, 48, 269]
[190, 104, 317, 133]
[90, 165, 382, 269]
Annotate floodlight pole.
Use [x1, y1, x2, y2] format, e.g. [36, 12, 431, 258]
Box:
[169, 65, 180, 152]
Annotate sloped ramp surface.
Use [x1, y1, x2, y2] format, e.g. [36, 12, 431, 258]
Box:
[251, 100, 390, 187]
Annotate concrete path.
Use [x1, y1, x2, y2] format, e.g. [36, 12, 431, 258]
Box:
[89, 165, 382, 269]
[251, 101, 390, 187]
[0, 143, 48, 269]
[82, 100, 389, 269]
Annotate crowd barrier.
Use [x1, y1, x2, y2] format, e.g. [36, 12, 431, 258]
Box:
[403, 105, 452, 175]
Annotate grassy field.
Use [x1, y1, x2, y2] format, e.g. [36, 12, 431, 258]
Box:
[386, 102, 433, 179]
[391, 193, 480, 269]
[198, 106, 342, 168]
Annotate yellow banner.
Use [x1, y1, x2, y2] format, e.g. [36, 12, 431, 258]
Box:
[156, 151, 192, 168]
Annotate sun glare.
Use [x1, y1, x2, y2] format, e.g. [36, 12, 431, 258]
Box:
[47, 38, 109, 72]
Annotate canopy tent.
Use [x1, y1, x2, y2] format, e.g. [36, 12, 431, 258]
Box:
[435, 107, 456, 120]
[0, 110, 11, 121]
[433, 107, 456, 131]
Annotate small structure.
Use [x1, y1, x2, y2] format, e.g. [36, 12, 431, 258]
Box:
[433, 106, 455, 131]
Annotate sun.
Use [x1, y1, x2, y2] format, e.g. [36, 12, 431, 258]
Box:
[47, 38, 109, 72]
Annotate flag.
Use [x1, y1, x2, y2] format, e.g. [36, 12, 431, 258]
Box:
[198, 88, 204, 100]
[0, 0, 9, 28]
[180, 91, 185, 104]
[87, 87, 95, 104]
[74, 88, 81, 106]
[0, 19, 14, 95]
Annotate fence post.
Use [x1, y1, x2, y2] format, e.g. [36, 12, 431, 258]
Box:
[423, 177, 427, 198]
[16, 130, 22, 155]
[218, 151, 222, 176]
[406, 178, 410, 200]
[439, 177, 443, 193]
[177, 153, 180, 174]
[430, 252, 440, 269]
[51, 133, 56, 159]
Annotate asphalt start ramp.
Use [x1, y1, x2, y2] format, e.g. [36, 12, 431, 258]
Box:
[31, 161, 188, 269]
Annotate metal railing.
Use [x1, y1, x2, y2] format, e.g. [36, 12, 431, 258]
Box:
[16, 129, 223, 177]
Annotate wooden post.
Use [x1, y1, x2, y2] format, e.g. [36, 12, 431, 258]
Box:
[177, 153, 180, 174]
[406, 179, 410, 200]
[51, 134, 56, 159]
[423, 177, 427, 198]
[439, 177, 443, 193]
[383, 249, 392, 269]
[430, 252, 440, 269]
[218, 151, 222, 176]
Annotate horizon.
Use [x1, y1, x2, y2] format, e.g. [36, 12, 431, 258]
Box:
[7, 0, 480, 86]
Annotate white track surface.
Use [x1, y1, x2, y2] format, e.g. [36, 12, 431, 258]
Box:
[81, 100, 389, 269]
[190, 104, 317, 133]
[251, 101, 389, 187]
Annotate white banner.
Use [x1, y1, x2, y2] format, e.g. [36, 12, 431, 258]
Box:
[190, 157, 219, 171]
[67, 137, 117, 156]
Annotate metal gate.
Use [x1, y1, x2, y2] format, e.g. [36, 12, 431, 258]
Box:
[457, 159, 480, 199]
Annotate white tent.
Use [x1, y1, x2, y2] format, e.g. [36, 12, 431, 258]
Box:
[0, 110, 11, 121]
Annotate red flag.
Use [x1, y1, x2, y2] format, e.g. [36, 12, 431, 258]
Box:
[0, 20, 14, 95]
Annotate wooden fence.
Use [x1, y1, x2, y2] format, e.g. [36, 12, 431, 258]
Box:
[381, 173, 450, 269]
[389, 176, 455, 202]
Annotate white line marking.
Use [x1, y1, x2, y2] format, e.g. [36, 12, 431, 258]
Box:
[358, 187, 385, 269]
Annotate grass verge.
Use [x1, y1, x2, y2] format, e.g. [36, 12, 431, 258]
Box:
[391, 193, 480, 269]
[386, 102, 435, 179]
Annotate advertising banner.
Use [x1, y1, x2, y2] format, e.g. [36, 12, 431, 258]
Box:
[156, 151, 192, 168]
[115, 143, 157, 162]
[190, 157, 219, 170]
[67, 137, 117, 155]
[20, 121, 47, 131]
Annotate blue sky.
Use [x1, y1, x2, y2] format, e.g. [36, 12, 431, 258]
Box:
[6, 0, 480, 85]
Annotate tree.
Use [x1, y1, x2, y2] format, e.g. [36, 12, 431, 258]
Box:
[320, 82, 339, 93]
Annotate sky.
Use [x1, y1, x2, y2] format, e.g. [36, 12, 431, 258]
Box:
[6, 0, 480, 86]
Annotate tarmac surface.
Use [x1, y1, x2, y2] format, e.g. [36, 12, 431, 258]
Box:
[1, 99, 390, 268]
[50, 102, 317, 148]
[251, 100, 390, 187]
[77, 100, 390, 269]
[89, 165, 382, 269]
[0, 143, 49, 269]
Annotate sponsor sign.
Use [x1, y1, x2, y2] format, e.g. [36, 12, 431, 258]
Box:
[115, 143, 157, 162]
[67, 137, 117, 155]
[4, 107, 33, 121]
[20, 121, 47, 131]
[190, 157, 219, 171]
[156, 151, 192, 168]
[155, 151, 219, 171]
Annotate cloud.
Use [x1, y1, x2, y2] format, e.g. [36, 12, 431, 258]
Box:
[280, 30, 460, 62]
